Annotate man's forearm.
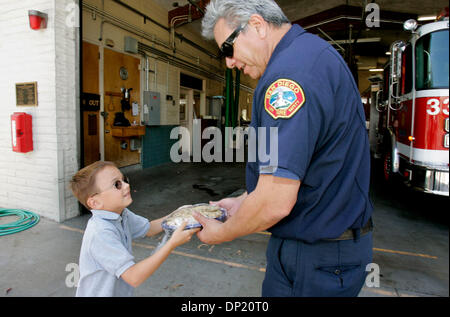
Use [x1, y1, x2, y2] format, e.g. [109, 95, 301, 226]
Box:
[218, 176, 299, 242]
[219, 190, 284, 241]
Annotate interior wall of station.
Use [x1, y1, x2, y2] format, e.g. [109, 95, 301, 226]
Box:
[82, 0, 255, 121]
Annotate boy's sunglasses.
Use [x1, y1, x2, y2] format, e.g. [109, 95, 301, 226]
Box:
[219, 24, 246, 58]
[92, 176, 130, 196]
[113, 176, 130, 190]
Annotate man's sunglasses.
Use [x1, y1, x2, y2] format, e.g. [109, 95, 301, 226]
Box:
[219, 24, 246, 58]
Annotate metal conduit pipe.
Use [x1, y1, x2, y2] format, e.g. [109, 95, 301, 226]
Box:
[139, 49, 254, 93]
[84, 3, 218, 74]
[304, 15, 404, 30]
[170, 15, 190, 49]
[111, 0, 219, 59]
[112, 0, 170, 31]
[187, 0, 204, 15]
[82, 3, 254, 93]
[84, 3, 171, 49]
[138, 43, 254, 94]
[145, 54, 150, 91]
[99, 0, 105, 42]
[138, 44, 223, 83]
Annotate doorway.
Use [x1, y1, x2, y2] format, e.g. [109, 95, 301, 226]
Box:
[103, 48, 141, 167]
[81, 42, 143, 168]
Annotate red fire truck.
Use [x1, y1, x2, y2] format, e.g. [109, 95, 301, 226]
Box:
[370, 13, 449, 196]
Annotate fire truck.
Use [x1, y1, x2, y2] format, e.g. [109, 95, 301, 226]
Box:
[369, 12, 449, 196]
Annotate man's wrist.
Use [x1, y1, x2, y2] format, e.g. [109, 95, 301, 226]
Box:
[218, 221, 236, 243]
[239, 191, 248, 201]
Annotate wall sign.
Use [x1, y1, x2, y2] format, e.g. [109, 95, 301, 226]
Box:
[81, 93, 101, 111]
[16, 82, 38, 106]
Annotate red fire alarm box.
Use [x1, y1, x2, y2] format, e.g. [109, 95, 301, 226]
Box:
[11, 112, 33, 153]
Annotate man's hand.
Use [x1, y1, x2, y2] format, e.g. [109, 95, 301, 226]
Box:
[195, 176, 299, 246]
[209, 192, 247, 218]
[192, 212, 227, 245]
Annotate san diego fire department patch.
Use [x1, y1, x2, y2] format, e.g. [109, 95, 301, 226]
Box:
[264, 78, 305, 119]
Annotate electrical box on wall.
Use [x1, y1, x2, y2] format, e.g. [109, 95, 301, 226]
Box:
[124, 36, 138, 54]
[143, 91, 161, 125]
[143, 91, 180, 126]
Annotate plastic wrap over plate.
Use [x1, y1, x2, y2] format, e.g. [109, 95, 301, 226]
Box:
[161, 203, 227, 231]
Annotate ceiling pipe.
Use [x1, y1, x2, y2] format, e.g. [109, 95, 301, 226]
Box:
[112, 0, 168, 30]
[303, 15, 404, 30]
[187, 0, 205, 15]
[86, 4, 171, 49]
[99, 0, 104, 41]
[170, 12, 191, 50]
[317, 27, 345, 52]
[84, 3, 211, 64]
[138, 42, 254, 93]
[83, 3, 229, 86]
[111, 0, 219, 59]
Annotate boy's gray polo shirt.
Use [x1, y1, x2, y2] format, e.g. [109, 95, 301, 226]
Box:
[76, 208, 150, 297]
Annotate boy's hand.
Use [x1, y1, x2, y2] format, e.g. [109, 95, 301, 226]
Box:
[167, 221, 199, 249]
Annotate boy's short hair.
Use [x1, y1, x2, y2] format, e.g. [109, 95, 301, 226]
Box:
[70, 161, 117, 210]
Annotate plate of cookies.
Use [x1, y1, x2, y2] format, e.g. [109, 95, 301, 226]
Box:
[161, 203, 227, 231]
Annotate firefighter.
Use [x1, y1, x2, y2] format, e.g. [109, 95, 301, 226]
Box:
[194, 0, 374, 297]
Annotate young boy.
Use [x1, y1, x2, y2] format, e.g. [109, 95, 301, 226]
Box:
[70, 161, 199, 297]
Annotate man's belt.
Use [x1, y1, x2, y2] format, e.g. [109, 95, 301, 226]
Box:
[324, 217, 373, 241]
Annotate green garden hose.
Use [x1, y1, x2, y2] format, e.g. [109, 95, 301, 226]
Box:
[0, 208, 40, 236]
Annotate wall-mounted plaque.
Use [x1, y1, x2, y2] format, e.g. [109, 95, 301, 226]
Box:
[16, 82, 38, 106]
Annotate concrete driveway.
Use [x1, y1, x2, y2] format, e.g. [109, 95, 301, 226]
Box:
[1, 162, 448, 297]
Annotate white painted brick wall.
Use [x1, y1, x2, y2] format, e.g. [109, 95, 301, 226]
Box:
[0, 0, 80, 222]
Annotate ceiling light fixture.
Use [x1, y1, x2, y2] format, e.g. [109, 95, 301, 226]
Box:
[418, 15, 436, 21]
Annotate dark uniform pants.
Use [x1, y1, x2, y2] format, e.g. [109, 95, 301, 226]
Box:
[262, 232, 373, 297]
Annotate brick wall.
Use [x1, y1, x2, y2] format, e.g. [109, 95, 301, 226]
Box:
[0, 0, 80, 222]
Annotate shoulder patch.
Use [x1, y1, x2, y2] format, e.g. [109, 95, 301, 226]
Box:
[264, 79, 305, 119]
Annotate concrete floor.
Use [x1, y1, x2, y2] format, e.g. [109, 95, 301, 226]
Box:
[0, 161, 448, 297]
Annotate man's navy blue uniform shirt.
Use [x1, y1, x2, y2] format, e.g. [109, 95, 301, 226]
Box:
[246, 24, 373, 243]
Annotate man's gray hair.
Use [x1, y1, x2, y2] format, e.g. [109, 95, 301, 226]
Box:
[201, 0, 290, 40]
